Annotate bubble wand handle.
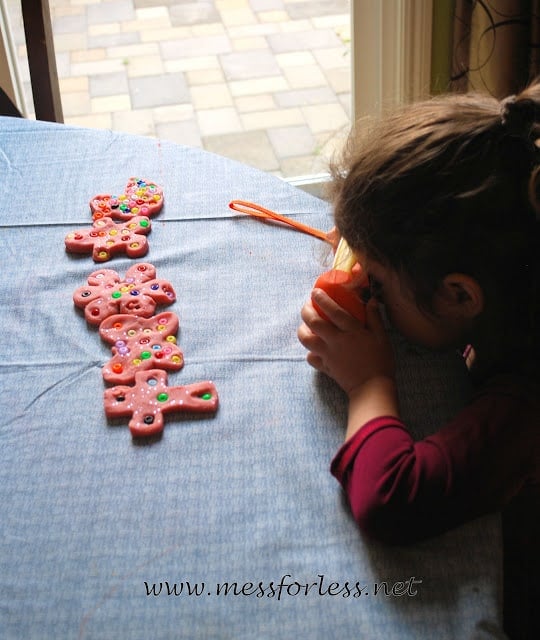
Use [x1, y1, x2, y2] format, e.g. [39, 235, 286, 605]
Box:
[229, 200, 331, 243]
[228, 199, 366, 321]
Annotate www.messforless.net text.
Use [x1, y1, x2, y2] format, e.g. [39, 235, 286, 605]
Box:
[144, 574, 423, 600]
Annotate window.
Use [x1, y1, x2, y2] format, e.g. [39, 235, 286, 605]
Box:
[1, 0, 432, 194]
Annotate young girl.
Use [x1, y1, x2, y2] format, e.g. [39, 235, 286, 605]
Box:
[297, 83, 540, 553]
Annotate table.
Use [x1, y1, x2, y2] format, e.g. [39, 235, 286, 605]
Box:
[0, 116, 503, 639]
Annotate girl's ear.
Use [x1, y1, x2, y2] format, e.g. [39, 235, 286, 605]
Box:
[439, 273, 484, 319]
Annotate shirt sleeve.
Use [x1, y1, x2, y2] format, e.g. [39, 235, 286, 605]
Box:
[330, 379, 537, 545]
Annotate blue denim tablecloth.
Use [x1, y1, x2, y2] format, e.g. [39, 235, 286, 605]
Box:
[0, 116, 504, 639]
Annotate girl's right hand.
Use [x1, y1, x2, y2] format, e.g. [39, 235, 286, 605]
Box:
[297, 289, 395, 398]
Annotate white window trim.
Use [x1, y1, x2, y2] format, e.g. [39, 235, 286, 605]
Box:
[0, 0, 26, 114]
[352, 0, 433, 121]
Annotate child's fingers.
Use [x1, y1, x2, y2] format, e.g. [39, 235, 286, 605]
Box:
[297, 320, 315, 346]
[297, 322, 327, 372]
[310, 288, 362, 331]
[297, 320, 326, 352]
[306, 352, 324, 372]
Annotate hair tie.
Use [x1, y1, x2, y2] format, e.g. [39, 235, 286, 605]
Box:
[500, 94, 517, 126]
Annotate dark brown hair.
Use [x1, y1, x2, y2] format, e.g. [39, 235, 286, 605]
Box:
[330, 81, 540, 368]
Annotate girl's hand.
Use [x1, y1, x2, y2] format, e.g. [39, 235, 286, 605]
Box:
[298, 289, 399, 436]
[298, 288, 395, 394]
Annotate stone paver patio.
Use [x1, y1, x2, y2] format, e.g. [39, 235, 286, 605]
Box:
[8, 0, 351, 178]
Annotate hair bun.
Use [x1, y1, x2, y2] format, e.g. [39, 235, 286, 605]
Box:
[500, 94, 539, 133]
[500, 94, 516, 126]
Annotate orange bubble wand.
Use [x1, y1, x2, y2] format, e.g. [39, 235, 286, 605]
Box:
[312, 237, 368, 323]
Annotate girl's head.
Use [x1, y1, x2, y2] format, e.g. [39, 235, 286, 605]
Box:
[331, 82, 540, 369]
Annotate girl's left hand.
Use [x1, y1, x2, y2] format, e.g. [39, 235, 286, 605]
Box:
[297, 288, 396, 398]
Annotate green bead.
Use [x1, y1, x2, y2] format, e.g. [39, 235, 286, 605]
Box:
[140, 351, 151, 360]
[111, 291, 122, 299]
[139, 219, 149, 227]
[201, 393, 212, 400]
[157, 393, 169, 402]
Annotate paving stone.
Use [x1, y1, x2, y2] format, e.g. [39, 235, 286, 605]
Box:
[240, 107, 304, 130]
[185, 68, 225, 86]
[190, 83, 233, 109]
[275, 51, 316, 67]
[89, 71, 129, 98]
[52, 14, 88, 35]
[279, 154, 324, 178]
[197, 107, 243, 136]
[53, 32, 89, 53]
[234, 93, 275, 113]
[53, 51, 71, 78]
[231, 36, 268, 51]
[52, 4, 86, 19]
[122, 16, 172, 34]
[156, 120, 203, 147]
[65, 113, 113, 130]
[134, 0, 175, 7]
[135, 7, 169, 20]
[284, 0, 349, 20]
[107, 42, 160, 59]
[89, 24, 122, 37]
[315, 128, 349, 156]
[215, 0, 249, 7]
[226, 23, 275, 38]
[62, 91, 92, 117]
[202, 130, 279, 172]
[160, 35, 231, 58]
[70, 59, 127, 77]
[267, 125, 316, 158]
[59, 76, 89, 94]
[111, 108, 156, 136]
[313, 47, 350, 69]
[91, 94, 132, 114]
[259, 10, 289, 22]
[274, 86, 337, 108]
[219, 50, 281, 81]
[302, 102, 349, 133]
[164, 56, 220, 73]
[153, 104, 195, 123]
[323, 66, 350, 94]
[140, 27, 191, 43]
[283, 65, 328, 89]
[229, 76, 288, 97]
[197, 19, 228, 31]
[129, 73, 190, 108]
[71, 48, 107, 64]
[312, 13, 350, 29]
[169, 2, 221, 26]
[219, 8, 258, 27]
[87, 0, 135, 25]
[88, 31, 140, 48]
[126, 55, 165, 77]
[249, 0, 285, 10]
[267, 29, 341, 53]
[279, 18, 312, 33]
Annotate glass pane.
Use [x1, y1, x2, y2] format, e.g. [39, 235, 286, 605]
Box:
[6, 0, 351, 179]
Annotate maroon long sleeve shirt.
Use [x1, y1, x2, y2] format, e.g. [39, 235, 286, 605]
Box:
[331, 374, 540, 545]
